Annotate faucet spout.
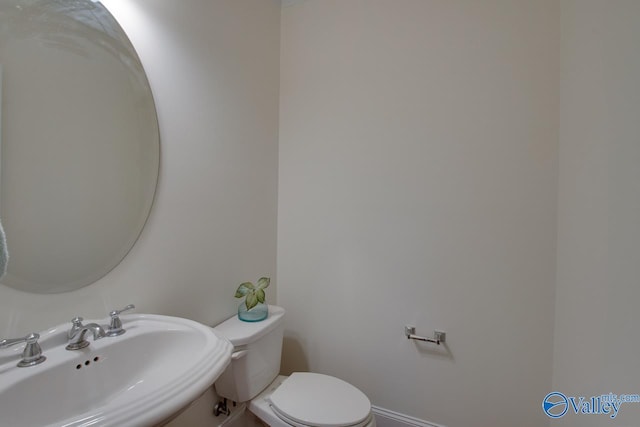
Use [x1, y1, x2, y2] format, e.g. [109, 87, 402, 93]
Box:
[66, 317, 106, 350]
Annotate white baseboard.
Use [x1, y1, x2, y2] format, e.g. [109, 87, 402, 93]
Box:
[372, 406, 445, 427]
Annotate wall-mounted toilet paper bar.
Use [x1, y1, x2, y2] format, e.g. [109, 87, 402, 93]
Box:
[404, 325, 446, 345]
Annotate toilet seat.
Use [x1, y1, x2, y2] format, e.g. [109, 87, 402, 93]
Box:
[267, 373, 372, 427]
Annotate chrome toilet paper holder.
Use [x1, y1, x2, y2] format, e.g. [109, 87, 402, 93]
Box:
[405, 325, 446, 345]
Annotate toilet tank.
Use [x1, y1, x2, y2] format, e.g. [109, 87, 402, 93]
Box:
[213, 305, 285, 402]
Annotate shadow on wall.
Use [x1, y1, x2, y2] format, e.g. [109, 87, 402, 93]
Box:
[411, 341, 454, 362]
[281, 332, 309, 374]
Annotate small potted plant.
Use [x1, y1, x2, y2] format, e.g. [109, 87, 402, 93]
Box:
[235, 277, 270, 322]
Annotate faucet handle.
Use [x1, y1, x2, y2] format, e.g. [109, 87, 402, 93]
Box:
[71, 317, 84, 327]
[106, 304, 135, 337]
[110, 304, 135, 317]
[0, 333, 46, 367]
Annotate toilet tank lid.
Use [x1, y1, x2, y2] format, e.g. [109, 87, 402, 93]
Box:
[213, 305, 285, 346]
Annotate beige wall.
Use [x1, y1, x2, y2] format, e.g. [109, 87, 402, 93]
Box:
[553, 1, 640, 426]
[0, 0, 280, 368]
[278, 1, 558, 426]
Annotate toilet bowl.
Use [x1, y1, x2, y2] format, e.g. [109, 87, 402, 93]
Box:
[213, 306, 375, 427]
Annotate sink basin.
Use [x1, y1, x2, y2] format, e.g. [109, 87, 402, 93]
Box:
[0, 314, 233, 427]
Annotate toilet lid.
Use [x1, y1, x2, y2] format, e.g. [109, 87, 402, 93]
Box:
[268, 373, 371, 427]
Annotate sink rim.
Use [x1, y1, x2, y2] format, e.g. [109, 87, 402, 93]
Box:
[0, 313, 233, 427]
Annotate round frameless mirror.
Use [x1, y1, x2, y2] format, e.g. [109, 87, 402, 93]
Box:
[0, 0, 159, 293]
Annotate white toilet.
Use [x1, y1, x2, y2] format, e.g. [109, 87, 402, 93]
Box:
[213, 305, 375, 427]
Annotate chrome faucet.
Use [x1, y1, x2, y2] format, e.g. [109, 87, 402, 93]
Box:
[0, 332, 46, 367]
[66, 317, 106, 350]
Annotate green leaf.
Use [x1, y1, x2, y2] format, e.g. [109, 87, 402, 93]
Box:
[234, 282, 255, 298]
[256, 288, 266, 303]
[245, 292, 258, 310]
[257, 277, 270, 290]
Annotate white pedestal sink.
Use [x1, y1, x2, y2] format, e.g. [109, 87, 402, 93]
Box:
[0, 314, 233, 427]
